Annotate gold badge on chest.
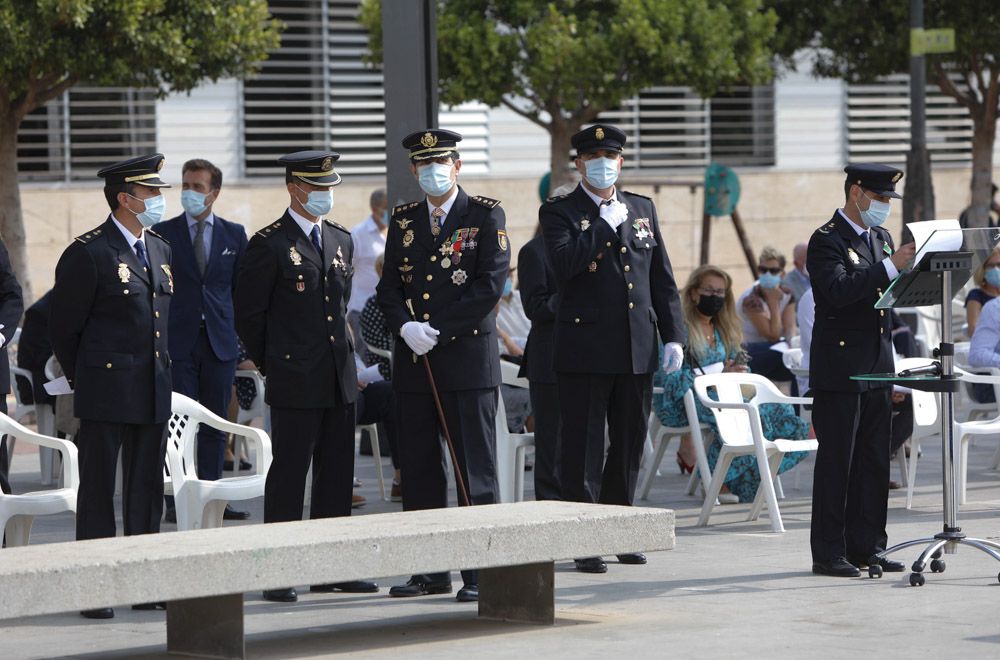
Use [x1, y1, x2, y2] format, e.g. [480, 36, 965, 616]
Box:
[289, 246, 303, 266]
[118, 262, 130, 284]
[403, 229, 415, 247]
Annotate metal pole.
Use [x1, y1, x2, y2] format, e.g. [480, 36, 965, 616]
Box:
[939, 269, 959, 541]
[904, 0, 936, 228]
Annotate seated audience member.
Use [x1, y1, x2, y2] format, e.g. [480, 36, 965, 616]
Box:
[497, 267, 530, 362]
[653, 265, 810, 503]
[738, 246, 797, 384]
[967, 296, 1000, 404]
[783, 243, 810, 303]
[354, 351, 401, 500]
[965, 246, 1000, 336]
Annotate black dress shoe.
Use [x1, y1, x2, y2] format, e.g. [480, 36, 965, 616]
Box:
[456, 584, 478, 602]
[262, 588, 298, 602]
[223, 459, 253, 471]
[80, 608, 114, 619]
[164, 507, 176, 524]
[311, 580, 379, 593]
[132, 602, 166, 611]
[574, 557, 608, 574]
[616, 553, 647, 565]
[849, 555, 906, 572]
[812, 557, 862, 577]
[388, 575, 452, 597]
[223, 505, 250, 521]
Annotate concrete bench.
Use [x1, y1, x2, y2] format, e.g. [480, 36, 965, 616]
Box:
[0, 501, 674, 659]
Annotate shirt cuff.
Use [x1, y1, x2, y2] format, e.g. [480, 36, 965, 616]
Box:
[883, 258, 899, 281]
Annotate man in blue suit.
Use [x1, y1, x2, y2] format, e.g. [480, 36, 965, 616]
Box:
[153, 158, 250, 521]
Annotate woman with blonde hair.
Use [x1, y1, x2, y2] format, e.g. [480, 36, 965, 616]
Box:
[653, 265, 809, 503]
[965, 245, 1000, 336]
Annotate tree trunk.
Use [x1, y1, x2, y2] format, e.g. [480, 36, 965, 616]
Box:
[548, 119, 581, 193]
[0, 107, 32, 302]
[966, 110, 997, 229]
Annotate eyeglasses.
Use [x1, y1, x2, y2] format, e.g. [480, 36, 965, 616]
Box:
[757, 266, 782, 276]
[697, 287, 726, 297]
[986, 262, 1000, 269]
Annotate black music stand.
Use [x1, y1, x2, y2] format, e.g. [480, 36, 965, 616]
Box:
[853, 229, 1000, 585]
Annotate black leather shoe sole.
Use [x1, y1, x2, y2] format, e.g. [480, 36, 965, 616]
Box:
[812, 561, 861, 577]
[80, 608, 114, 619]
[574, 557, 608, 574]
[131, 602, 166, 611]
[311, 581, 379, 593]
[616, 553, 647, 565]
[223, 506, 251, 521]
[456, 585, 478, 602]
[388, 582, 453, 597]
[263, 588, 298, 602]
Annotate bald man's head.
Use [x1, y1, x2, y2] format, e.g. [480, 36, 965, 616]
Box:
[793, 243, 808, 272]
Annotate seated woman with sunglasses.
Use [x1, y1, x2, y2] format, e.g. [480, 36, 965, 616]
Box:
[737, 246, 797, 387]
[653, 265, 810, 503]
[965, 246, 1000, 337]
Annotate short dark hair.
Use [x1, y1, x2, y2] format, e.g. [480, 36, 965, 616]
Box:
[182, 158, 222, 190]
[103, 182, 135, 211]
[370, 188, 387, 207]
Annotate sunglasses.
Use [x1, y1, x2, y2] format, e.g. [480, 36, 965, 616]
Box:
[697, 287, 726, 297]
[757, 266, 782, 276]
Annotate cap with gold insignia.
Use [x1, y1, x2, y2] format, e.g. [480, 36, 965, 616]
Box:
[844, 163, 903, 199]
[97, 153, 170, 187]
[278, 150, 342, 186]
[402, 128, 463, 161]
[571, 124, 627, 156]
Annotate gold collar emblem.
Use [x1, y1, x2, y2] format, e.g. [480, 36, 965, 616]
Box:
[118, 263, 130, 284]
[289, 246, 303, 266]
[580, 218, 591, 231]
[848, 248, 860, 265]
[160, 264, 174, 293]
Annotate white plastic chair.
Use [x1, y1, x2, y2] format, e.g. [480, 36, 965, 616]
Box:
[693, 373, 817, 533]
[496, 362, 533, 503]
[233, 369, 269, 473]
[954, 342, 998, 422]
[165, 393, 272, 531]
[639, 388, 711, 500]
[358, 422, 388, 502]
[367, 345, 393, 366]
[951, 369, 1000, 506]
[0, 411, 79, 547]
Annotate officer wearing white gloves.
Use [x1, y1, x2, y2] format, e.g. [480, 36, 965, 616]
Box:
[540, 124, 685, 575]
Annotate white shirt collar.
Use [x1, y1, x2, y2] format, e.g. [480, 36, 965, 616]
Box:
[110, 214, 144, 249]
[837, 208, 869, 237]
[425, 186, 459, 218]
[287, 206, 321, 239]
[579, 182, 618, 208]
[185, 211, 215, 228]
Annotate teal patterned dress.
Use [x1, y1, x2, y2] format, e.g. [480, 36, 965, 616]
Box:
[652, 330, 810, 502]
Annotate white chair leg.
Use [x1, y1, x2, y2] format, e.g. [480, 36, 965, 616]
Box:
[774, 474, 785, 500]
[989, 442, 1000, 470]
[38, 447, 55, 486]
[3, 514, 34, 547]
[905, 441, 919, 509]
[368, 425, 387, 502]
[749, 453, 782, 522]
[689, 428, 714, 496]
[959, 435, 970, 506]
[755, 452, 785, 533]
[201, 499, 229, 529]
[639, 432, 673, 500]
[895, 450, 909, 489]
[697, 450, 733, 527]
[514, 444, 527, 502]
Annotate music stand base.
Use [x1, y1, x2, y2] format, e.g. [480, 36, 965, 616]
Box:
[870, 529, 1000, 585]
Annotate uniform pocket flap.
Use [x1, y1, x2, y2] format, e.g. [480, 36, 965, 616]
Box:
[85, 351, 134, 370]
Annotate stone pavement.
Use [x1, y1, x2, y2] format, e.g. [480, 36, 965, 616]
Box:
[3, 434, 1000, 659]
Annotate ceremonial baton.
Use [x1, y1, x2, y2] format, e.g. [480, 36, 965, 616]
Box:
[405, 299, 471, 506]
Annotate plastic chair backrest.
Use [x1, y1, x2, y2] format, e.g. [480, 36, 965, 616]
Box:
[895, 357, 940, 432]
[693, 374, 754, 448]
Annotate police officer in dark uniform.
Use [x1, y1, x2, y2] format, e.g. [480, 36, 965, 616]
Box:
[808, 163, 916, 577]
[540, 124, 684, 574]
[235, 151, 377, 602]
[377, 129, 509, 603]
[50, 153, 173, 619]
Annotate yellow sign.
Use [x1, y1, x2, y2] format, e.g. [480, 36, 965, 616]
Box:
[911, 28, 955, 56]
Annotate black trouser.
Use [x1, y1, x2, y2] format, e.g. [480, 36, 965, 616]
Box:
[529, 381, 561, 501]
[557, 372, 651, 506]
[891, 393, 913, 456]
[265, 403, 356, 523]
[396, 387, 499, 586]
[75, 420, 167, 540]
[810, 387, 892, 562]
[0, 397, 10, 495]
[356, 379, 399, 469]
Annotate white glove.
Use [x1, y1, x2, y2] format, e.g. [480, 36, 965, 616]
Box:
[599, 200, 629, 230]
[401, 321, 436, 356]
[662, 342, 684, 374]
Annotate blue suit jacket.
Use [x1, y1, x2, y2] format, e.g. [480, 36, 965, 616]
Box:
[153, 213, 247, 362]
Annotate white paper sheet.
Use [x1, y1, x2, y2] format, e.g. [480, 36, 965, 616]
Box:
[43, 376, 73, 395]
[695, 361, 725, 375]
[769, 341, 790, 354]
[909, 219, 963, 269]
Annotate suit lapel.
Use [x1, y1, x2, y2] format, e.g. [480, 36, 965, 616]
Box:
[173, 216, 200, 280]
[204, 216, 223, 278]
[618, 193, 640, 245]
[322, 221, 340, 274]
[572, 185, 601, 236]
[412, 202, 435, 251]
[104, 218, 150, 284]
[834, 213, 874, 265]
[283, 216, 322, 268]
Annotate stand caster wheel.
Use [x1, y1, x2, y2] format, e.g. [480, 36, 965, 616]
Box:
[909, 572, 926, 587]
[868, 565, 883, 579]
[931, 549, 942, 559]
[930, 559, 946, 573]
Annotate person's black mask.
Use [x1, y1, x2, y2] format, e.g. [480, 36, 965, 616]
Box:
[696, 294, 725, 317]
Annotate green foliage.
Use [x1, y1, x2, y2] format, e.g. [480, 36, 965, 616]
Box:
[0, 0, 281, 119]
[360, 0, 777, 127]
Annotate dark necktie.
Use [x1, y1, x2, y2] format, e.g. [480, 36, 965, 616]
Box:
[134, 239, 149, 270]
[193, 221, 207, 277]
[310, 224, 323, 259]
[867, 230, 875, 259]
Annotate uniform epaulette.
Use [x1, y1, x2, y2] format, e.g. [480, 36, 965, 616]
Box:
[145, 228, 166, 243]
[816, 220, 837, 235]
[621, 190, 651, 201]
[255, 219, 284, 237]
[324, 219, 350, 234]
[74, 228, 103, 244]
[545, 193, 569, 203]
[469, 195, 501, 209]
[392, 201, 421, 216]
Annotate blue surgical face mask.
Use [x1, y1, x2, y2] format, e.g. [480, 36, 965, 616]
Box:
[181, 190, 210, 217]
[758, 272, 782, 290]
[502, 277, 513, 297]
[297, 186, 333, 217]
[985, 267, 1000, 287]
[857, 192, 891, 228]
[584, 156, 620, 189]
[417, 162, 454, 197]
[381, 209, 389, 225]
[127, 193, 166, 228]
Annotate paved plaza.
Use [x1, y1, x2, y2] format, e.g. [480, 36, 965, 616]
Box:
[4, 434, 1000, 659]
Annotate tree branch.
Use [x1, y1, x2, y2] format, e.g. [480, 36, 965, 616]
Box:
[500, 96, 549, 130]
[933, 61, 977, 113]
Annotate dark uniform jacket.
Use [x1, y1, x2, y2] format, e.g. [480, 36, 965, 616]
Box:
[17, 290, 51, 405]
[377, 187, 509, 393]
[50, 218, 173, 424]
[235, 211, 356, 408]
[0, 239, 23, 395]
[517, 235, 558, 384]
[540, 184, 684, 375]
[153, 213, 247, 363]
[807, 211, 895, 392]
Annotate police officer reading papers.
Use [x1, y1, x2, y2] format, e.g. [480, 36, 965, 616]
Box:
[808, 163, 916, 577]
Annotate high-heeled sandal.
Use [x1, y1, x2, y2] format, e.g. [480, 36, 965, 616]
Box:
[675, 452, 695, 475]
